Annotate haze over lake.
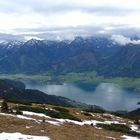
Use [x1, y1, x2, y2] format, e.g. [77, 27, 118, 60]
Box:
[25, 81, 140, 111]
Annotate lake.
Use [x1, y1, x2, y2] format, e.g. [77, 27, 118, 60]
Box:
[24, 81, 140, 111]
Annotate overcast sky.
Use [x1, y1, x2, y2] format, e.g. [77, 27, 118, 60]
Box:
[0, 0, 140, 40]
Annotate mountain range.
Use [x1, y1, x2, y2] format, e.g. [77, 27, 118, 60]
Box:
[0, 36, 140, 77]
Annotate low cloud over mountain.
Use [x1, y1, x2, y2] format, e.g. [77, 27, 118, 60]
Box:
[111, 35, 140, 45]
[0, 0, 140, 40]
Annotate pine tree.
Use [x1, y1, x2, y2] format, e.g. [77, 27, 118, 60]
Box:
[1, 100, 9, 113]
[15, 105, 23, 115]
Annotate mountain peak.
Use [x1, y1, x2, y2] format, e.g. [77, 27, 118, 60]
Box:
[24, 39, 45, 48]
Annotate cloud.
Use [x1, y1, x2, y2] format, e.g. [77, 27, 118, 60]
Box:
[24, 36, 43, 41]
[0, 33, 24, 41]
[111, 35, 140, 45]
[0, 0, 140, 40]
[0, 0, 140, 15]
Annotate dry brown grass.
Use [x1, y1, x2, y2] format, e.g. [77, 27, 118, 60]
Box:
[0, 114, 123, 140]
[0, 103, 130, 140]
[47, 123, 122, 140]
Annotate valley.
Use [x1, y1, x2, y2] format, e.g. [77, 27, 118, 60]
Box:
[0, 36, 140, 140]
[0, 71, 140, 91]
[0, 79, 140, 139]
[1, 0, 140, 139]
[0, 74, 140, 111]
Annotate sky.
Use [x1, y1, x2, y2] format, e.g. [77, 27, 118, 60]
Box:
[0, 0, 140, 41]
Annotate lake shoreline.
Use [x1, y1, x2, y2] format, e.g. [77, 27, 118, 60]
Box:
[21, 80, 140, 112]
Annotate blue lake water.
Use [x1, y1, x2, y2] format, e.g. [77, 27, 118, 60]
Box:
[24, 81, 140, 111]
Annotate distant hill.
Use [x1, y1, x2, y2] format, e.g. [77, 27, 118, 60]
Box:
[129, 108, 140, 116]
[99, 44, 140, 77]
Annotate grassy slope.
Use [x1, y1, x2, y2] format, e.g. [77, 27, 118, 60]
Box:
[0, 101, 129, 140]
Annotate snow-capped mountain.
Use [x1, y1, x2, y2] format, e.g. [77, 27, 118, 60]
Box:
[0, 40, 23, 49]
[0, 36, 139, 77]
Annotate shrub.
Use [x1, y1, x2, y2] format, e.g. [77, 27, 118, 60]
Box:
[16, 109, 23, 115]
[111, 112, 140, 120]
[84, 106, 105, 114]
[96, 123, 131, 133]
[128, 131, 140, 137]
[53, 107, 69, 113]
[97, 123, 140, 137]
[18, 105, 81, 121]
[6, 98, 32, 106]
[15, 105, 23, 115]
[83, 112, 92, 116]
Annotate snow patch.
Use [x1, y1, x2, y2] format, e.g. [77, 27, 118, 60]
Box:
[17, 115, 35, 120]
[26, 126, 32, 129]
[47, 120, 62, 126]
[23, 111, 51, 118]
[0, 132, 50, 140]
[122, 135, 140, 140]
[106, 136, 116, 139]
[131, 125, 140, 133]
[16, 115, 40, 123]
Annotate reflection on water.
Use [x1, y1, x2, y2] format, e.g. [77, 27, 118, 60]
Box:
[24, 81, 140, 111]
